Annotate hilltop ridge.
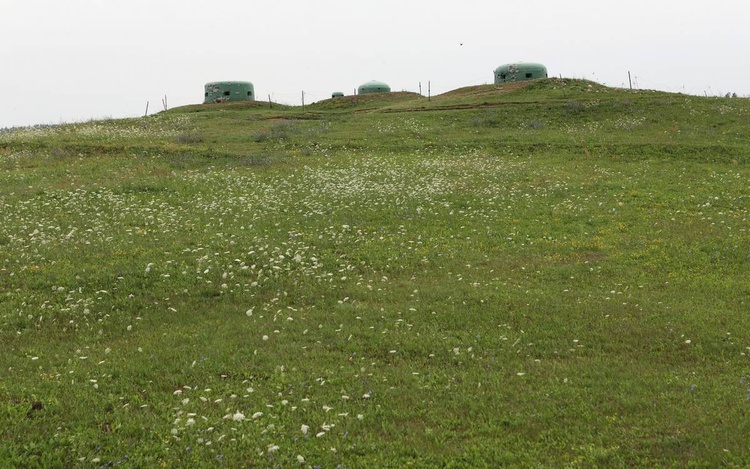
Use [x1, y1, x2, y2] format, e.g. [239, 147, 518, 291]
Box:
[2, 78, 747, 165]
[0, 76, 749, 467]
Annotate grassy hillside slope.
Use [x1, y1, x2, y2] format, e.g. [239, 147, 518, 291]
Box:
[1, 79, 749, 467]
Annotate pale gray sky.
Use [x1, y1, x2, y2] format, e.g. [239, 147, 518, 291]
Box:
[1, 0, 748, 128]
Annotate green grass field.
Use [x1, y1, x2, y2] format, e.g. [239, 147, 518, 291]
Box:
[1, 79, 749, 467]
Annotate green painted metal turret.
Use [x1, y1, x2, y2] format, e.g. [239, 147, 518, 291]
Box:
[358, 80, 391, 94]
[493, 63, 548, 84]
[332, 91, 344, 98]
[204, 81, 255, 104]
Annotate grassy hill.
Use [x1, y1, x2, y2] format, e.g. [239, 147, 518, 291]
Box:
[1, 79, 749, 467]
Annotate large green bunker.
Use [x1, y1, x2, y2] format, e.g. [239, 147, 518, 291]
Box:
[494, 63, 548, 84]
[204, 81, 255, 104]
[358, 80, 391, 94]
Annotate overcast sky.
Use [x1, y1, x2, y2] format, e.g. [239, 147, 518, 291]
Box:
[1, 0, 748, 128]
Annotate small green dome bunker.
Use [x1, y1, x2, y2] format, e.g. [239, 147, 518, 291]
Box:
[494, 63, 548, 84]
[204, 81, 255, 104]
[331, 91, 344, 98]
[358, 80, 391, 95]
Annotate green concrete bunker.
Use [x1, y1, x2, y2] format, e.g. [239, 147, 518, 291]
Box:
[494, 63, 548, 84]
[204, 81, 255, 104]
[357, 80, 391, 95]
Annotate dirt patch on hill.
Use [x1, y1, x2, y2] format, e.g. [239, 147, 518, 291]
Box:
[432, 82, 530, 100]
[311, 91, 424, 110]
